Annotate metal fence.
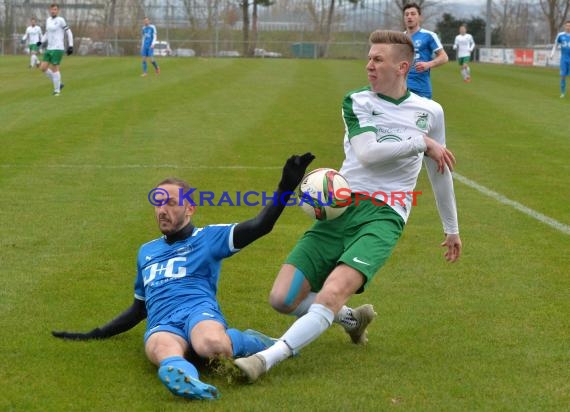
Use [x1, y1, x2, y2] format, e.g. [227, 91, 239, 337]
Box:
[1, 0, 402, 58]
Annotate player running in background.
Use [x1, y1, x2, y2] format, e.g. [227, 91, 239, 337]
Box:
[403, 2, 448, 99]
[141, 17, 160, 76]
[52, 153, 315, 400]
[234, 30, 461, 383]
[38, 3, 73, 96]
[22, 17, 42, 68]
[453, 24, 475, 82]
[550, 20, 570, 98]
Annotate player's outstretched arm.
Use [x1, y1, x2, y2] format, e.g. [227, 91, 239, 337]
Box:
[52, 298, 147, 340]
[233, 152, 315, 249]
[352, 132, 427, 167]
[423, 137, 461, 262]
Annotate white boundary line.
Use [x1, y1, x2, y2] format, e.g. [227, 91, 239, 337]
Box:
[453, 172, 570, 235]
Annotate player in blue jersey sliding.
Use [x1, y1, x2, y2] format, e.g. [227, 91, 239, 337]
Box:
[550, 20, 570, 98]
[403, 2, 448, 99]
[141, 17, 160, 76]
[52, 153, 316, 400]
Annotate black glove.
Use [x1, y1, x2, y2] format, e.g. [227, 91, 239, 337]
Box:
[278, 152, 315, 192]
[66, 46, 73, 55]
[52, 327, 103, 340]
[36, 41, 42, 48]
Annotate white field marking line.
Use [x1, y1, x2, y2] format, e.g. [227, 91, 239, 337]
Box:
[453, 172, 570, 235]
[0, 164, 282, 170]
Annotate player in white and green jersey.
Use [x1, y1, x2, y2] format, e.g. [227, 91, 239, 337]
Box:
[22, 18, 42, 68]
[39, 4, 73, 96]
[453, 24, 475, 82]
[235, 30, 462, 384]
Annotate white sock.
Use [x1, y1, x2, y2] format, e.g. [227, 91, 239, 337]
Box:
[282, 303, 334, 352]
[259, 304, 334, 371]
[53, 71, 61, 92]
[290, 292, 316, 317]
[45, 68, 54, 81]
[334, 305, 357, 330]
[258, 340, 293, 371]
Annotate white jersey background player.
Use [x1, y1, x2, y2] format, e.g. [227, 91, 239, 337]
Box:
[453, 24, 475, 82]
[39, 3, 73, 96]
[22, 18, 43, 68]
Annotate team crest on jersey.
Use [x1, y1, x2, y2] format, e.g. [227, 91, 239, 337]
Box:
[415, 112, 429, 130]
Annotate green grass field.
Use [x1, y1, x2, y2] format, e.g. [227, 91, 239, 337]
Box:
[1, 55, 569, 411]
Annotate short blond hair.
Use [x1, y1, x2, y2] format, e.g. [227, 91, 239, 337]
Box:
[369, 30, 414, 65]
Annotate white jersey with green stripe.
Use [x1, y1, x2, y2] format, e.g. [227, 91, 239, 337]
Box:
[43, 16, 73, 50]
[453, 33, 475, 58]
[339, 87, 451, 226]
[23, 25, 42, 45]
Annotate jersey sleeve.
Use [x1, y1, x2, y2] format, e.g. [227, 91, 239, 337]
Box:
[62, 18, 73, 47]
[207, 224, 239, 260]
[151, 25, 158, 46]
[134, 247, 146, 301]
[430, 32, 444, 53]
[423, 103, 459, 234]
[427, 102, 445, 144]
[342, 91, 377, 140]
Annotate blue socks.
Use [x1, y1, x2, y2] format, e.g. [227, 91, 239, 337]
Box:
[227, 328, 274, 357]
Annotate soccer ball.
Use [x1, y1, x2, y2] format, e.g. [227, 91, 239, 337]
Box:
[298, 168, 351, 220]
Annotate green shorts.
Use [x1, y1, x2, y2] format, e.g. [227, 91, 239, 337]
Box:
[285, 197, 405, 294]
[458, 56, 471, 65]
[43, 50, 64, 65]
[29, 44, 39, 52]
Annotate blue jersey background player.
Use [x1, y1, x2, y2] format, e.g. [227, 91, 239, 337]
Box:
[52, 153, 315, 400]
[141, 17, 159, 76]
[403, 2, 448, 99]
[550, 20, 570, 98]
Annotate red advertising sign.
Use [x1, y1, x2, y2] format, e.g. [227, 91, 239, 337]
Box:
[514, 49, 534, 65]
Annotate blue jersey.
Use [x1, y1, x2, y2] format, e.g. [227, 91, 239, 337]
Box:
[555, 32, 570, 61]
[141, 24, 157, 49]
[134, 224, 238, 332]
[407, 28, 444, 99]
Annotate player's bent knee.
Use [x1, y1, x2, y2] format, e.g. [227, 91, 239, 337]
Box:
[192, 334, 231, 358]
[268, 291, 295, 314]
[268, 264, 309, 314]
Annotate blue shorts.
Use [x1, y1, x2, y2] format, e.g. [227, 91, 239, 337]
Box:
[141, 46, 154, 58]
[561, 59, 570, 77]
[144, 302, 227, 343]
